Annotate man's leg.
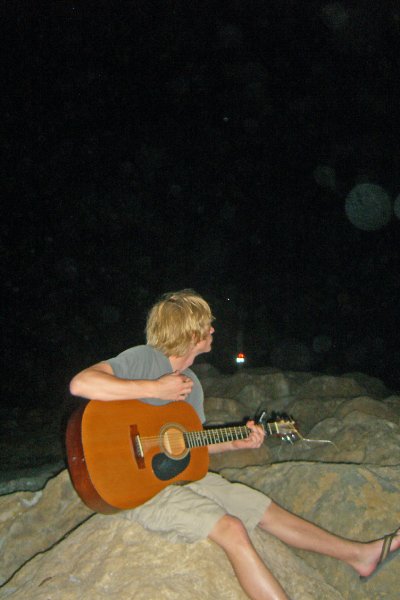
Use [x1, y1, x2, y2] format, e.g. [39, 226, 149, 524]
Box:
[208, 514, 289, 600]
[258, 501, 400, 578]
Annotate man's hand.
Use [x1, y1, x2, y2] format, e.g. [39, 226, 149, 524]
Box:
[154, 371, 194, 401]
[231, 420, 265, 450]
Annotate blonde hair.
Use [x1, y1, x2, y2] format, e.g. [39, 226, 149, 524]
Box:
[145, 289, 214, 357]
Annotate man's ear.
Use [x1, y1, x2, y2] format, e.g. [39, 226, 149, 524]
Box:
[191, 333, 202, 346]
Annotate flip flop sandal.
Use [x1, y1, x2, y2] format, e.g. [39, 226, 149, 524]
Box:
[360, 527, 400, 582]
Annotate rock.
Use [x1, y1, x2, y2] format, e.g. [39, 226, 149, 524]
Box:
[0, 462, 65, 495]
[383, 395, 400, 417]
[197, 374, 232, 398]
[311, 412, 400, 464]
[204, 396, 247, 424]
[2, 367, 400, 599]
[0, 480, 344, 600]
[0, 471, 93, 585]
[285, 396, 347, 434]
[191, 363, 220, 378]
[267, 411, 400, 466]
[296, 374, 366, 399]
[221, 462, 400, 600]
[341, 372, 389, 399]
[209, 444, 272, 471]
[334, 396, 400, 424]
[201, 369, 306, 407]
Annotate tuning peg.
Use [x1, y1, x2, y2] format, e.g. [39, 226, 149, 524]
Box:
[257, 410, 267, 425]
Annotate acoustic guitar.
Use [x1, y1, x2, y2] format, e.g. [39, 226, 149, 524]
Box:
[66, 399, 298, 514]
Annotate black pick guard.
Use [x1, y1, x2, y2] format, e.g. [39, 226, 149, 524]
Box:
[152, 452, 191, 481]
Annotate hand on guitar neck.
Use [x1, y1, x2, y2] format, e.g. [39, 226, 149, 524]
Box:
[208, 419, 264, 454]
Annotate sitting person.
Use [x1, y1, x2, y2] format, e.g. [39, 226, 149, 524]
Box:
[69, 289, 400, 600]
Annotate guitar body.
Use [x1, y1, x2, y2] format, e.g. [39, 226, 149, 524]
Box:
[66, 400, 209, 514]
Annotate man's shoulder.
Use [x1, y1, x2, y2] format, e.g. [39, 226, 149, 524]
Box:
[183, 366, 198, 378]
[116, 344, 152, 357]
[107, 345, 170, 379]
[113, 345, 163, 359]
[183, 367, 201, 387]
[113, 345, 171, 367]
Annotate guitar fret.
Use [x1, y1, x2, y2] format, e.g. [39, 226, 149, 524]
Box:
[208, 426, 250, 443]
[186, 430, 207, 448]
[185, 421, 286, 449]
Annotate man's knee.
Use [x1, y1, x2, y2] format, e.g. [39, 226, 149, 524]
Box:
[208, 514, 250, 549]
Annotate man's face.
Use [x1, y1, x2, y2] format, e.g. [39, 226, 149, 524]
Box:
[194, 324, 215, 355]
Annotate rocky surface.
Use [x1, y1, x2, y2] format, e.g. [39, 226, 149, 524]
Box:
[1, 366, 400, 599]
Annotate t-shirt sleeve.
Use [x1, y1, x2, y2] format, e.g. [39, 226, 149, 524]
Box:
[107, 346, 147, 379]
[184, 368, 206, 423]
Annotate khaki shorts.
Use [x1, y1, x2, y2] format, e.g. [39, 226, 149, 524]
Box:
[122, 472, 271, 543]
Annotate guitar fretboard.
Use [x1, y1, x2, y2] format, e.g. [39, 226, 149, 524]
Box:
[184, 426, 248, 448]
[183, 422, 281, 448]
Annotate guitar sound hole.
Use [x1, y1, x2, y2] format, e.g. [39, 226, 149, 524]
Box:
[152, 452, 191, 481]
[160, 423, 188, 459]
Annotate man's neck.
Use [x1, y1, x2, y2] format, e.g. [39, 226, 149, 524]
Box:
[169, 353, 195, 372]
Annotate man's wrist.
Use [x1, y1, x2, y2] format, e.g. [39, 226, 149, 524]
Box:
[130, 379, 156, 399]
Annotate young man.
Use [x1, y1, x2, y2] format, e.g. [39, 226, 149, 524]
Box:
[70, 289, 399, 600]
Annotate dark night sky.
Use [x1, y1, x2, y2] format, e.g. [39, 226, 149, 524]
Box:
[3, 0, 400, 410]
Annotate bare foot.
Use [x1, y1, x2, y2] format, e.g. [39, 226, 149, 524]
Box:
[353, 528, 400, 578]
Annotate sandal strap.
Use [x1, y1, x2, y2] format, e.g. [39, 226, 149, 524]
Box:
[379, 528, 400, 565]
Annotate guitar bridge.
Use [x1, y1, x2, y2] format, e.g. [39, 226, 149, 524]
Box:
[130, 425, 145, 469]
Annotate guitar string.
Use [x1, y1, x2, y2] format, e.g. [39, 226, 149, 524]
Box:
[137, 424, 294, 444]
[138, 428, 250, 451]
[138, 426, 299, 453]
[139, 426, 248, 436]
[138, 427, 251, 444]
[137, 425, 290, 451]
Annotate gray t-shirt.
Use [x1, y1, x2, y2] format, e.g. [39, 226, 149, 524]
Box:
[106, 344, 205, 423]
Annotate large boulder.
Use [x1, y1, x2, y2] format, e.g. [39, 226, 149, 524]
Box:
[1, 367, 399, 599]
[0, 471, 344, 600]
[221, 462, 400, 600]
[0, 470, 92, 586]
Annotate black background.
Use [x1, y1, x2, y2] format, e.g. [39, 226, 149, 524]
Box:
[3, 1, 400, 415]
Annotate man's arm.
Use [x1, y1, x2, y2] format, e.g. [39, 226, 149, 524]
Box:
[69, 361, 193, 401]
[208, 421, 265, 454]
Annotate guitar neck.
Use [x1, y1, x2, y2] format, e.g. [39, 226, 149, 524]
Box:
[184, 422, 277, 449]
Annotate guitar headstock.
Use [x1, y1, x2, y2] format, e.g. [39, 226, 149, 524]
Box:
[258, 411, 301, 444]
